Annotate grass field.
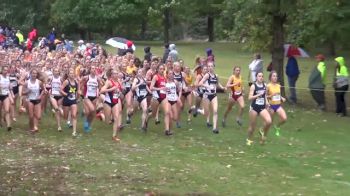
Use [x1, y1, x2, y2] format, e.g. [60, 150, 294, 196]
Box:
[1, 42, 350, 195]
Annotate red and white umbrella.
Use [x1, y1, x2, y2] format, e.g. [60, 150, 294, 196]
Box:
[284, 44, 309, 57]
[106, 37, 136, 50]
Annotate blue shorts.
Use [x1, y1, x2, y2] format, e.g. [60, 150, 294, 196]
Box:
[270, 104, 281, 112]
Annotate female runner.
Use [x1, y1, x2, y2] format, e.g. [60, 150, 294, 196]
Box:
[22, 69, 45, 133]
[246, 72, 272, 145]
[222, 66, 245, 127]
[100, 69, 123, 142]
[60, 68, 80, 136]
[49, 67, 64, 131]
[199, 62, 225, 134]
[266, 71, 287, 136]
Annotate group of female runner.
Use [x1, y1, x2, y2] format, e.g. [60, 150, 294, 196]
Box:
[0, 45, 287, 145]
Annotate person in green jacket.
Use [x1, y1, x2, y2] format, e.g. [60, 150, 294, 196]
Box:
[334, 57, 349, 117]
[309, 54, 326, 111]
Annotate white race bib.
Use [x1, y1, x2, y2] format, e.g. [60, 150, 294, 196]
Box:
[272, 94, 281, 102]
[256, 97, 265, 105]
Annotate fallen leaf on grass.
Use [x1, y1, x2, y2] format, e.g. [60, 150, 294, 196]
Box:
[314, 174, 321, 177]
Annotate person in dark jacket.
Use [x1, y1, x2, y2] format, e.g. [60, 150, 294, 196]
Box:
[162, 43, 170, 63]
[144, 46, 152, 62]
[308, 54, 327, 111]
[286, 55, 300, 103]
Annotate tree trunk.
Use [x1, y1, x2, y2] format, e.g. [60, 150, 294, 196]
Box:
[163, 8, 170, 44]
[88, 31, 93, 41]
[79, 29, 86, 40]
[140, 17, 147, 40]
[271, 2, 286, 96]
[207, 15, 214, 42]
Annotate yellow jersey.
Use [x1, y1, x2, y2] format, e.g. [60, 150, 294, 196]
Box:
[126, 65, 137, 75]
[184, 74, 193, 86]
[267, 83, 281, 105]
[229, 75, 243, 95]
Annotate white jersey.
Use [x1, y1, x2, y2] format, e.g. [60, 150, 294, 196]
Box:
[0, 75, 11, 96]
[85, 75, 98, 97]
[50, 76, 62, 96]
[27, 79, 40, 100]
[166, 82, 178, 102]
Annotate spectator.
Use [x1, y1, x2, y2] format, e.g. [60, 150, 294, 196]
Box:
[308, 54, 326, 111]
[333, 57, 349, 117]
[162, 43, 170, 63]
[144, 46, 152, 62]
[26, 38, 33, 52]
[206, 48, 215, 63]
[77, 40, 86, 53]
[169, 44, 178, 62]
[286, 55, 300, 103]
[16, 30, 24, 45]
[28, 28, 38, 41]
[47, 28, 56, 43]
[125, 41, 134, 54]
[248, 53, 263, 86]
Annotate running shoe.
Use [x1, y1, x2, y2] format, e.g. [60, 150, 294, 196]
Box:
[165, 130, 173, 136]
[213, 129, 219, 134]
[83, 119, 90, 133]
[236, 118, 243, 126]
[72, 132, 77, 137]
[193, 109, 198, 117]
[274, 126, 281, 136]
[7, 127, 12, 132]
[58, 127, 62, 132]
[67, 121, 72, 128]
[206, 122, 213, 128]
[126, 114, 131, 124]
[246, 139, 253, 146]
[155, 120, 161, 125]
[222, 119, 226, 128]
[112, 136, 120, 142]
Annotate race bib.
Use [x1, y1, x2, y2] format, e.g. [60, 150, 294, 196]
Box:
[68, 94, 76, 100]
[272, 94, 281, 102]
[139, 90, 147, 97]
[11, 81, 18, 87]
[256, 97, 265, 105]
[234, 91, 242, 95]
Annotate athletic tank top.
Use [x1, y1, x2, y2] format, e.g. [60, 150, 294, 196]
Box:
[9, 73, 18, 88]
[64, 80, 78, 101]
[27, 79, 40, 100]
[205, 73, 218, 94]
[229, 75, 243, 95]
[135, 78, 148, 97]
[0, 75, 10, 96]
[85, 75, 98, 97]
[108, 79, 122, 104]
[166, 81, 178, 102]
[251, 82, 266, 107]
[154, 74, 166, 99]
[267, 83, 281, 105]
[122, 72, 132, 89]
[197, 74, 205, 94]
[51, 76, 62, 96]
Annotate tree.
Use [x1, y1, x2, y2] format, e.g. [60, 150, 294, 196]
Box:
[148, 0, 180, 43]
